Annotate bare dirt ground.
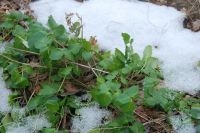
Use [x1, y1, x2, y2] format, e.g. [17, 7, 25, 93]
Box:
[0, 0, 32, 22]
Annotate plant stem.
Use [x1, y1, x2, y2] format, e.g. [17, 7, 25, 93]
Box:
[7, 46, 40, 55]
[0, 54, 46, 68]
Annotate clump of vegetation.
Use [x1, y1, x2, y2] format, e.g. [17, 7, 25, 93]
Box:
[0, 12, 199, 133]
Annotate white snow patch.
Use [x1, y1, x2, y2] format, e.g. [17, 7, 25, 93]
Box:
[30, 0, 200, 94]
[76, 93, 92, 102]
[0, 68, 11, 114]
[71, 104, 111, 133]
[6, 114, 51, 133]
[0, 42, 6, 53]
[11, 107, 26, 120]
[170, 113, 196, 133]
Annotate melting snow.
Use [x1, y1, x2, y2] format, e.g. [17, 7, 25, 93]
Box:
[30, 0, 200, 94]
[71, 103, 111, 133]
[170, 113, 196, 133]
[6, 114, 51, 133]
[0, 68, 11, 114]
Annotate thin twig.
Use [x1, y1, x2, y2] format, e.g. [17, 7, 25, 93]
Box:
[88, 62, 98, 77]
[143, 117, 166, 125]
[89, 125, 130, 132]
[53, 39, 65, 48]
[70, 61, 109, 74]
[58, 76, 66, 92]
[134, 110, 149, 121]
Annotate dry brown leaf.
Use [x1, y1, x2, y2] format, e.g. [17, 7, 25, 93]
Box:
[192, 19, 200, 31]
[33, 84, 40, 94]
[64, 82, 80, 94]
[29, 62, 40, 68]
[89, 36, 98, 46]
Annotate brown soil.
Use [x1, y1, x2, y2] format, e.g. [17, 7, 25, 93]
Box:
[0, 0, 33, 21]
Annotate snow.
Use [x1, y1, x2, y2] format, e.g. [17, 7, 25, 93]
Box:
[170, 113, 196, 133]
[0, 68, 11, 114]
[11, 107, 26, 120]
[30, 0, 200, 94]
[6, 114, 51, 133]
[71, 103, 111, 133]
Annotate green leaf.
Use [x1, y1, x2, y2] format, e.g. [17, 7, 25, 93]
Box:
[27, 95, 44, 110]
[45, 97, 60, 113]
[39, 83, 60, 96]
[143, 77, 159, 89]
[115, 49, 125, 63]
[145, 97, 157, 107]
[58, 67, 72, 77]
[15, 76, 29, 88]
[143, 45, 152, 61]
[114, 94, 134, 112]
[10, 69, 29, 88]
[95, 83, 113, 107]
[130, 122, 145, 133]
[106, 81, 121, 91]
[8, 11, 28, 21]
[89, 128, 101, 133]
[122, 33, 130, 45]
[72, 65, 81, 76]
[22, 66, 33, 75]
[100, 55, 125, 71]
[121, 65, 132, 74]
[69, 43, 82, 54]
[105, 72, 118, 81]
[107, 114, 134, 127]
[0, 21, 14, 29]
[13, 25, 26, 38]
[1, 114, 13, 128]
[46, 112, 60, 126]
[70, 22, 82, 37]
[82, 51, 92, 61]
[120, 76, 128, 84]
[52, 25, 66, 36]
[48, 16, 58, 29]
[124, 86, 139, 98]
[96, 91, 112, 107]
[50, 48, 64, 60]
[28, 30, 52, 50]
[191, 104, 200, 119]
[63, 49, 74, 61]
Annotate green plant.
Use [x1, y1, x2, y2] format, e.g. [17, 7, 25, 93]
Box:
[0, 12, 199, 133]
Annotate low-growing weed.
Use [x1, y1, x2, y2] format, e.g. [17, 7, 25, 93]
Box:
[0, 12, 199, 133]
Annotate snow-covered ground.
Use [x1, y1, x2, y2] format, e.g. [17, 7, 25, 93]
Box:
[6, 114, 51, 133]
[170, 113, 196, 133]
[30, 0, 200, 94]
